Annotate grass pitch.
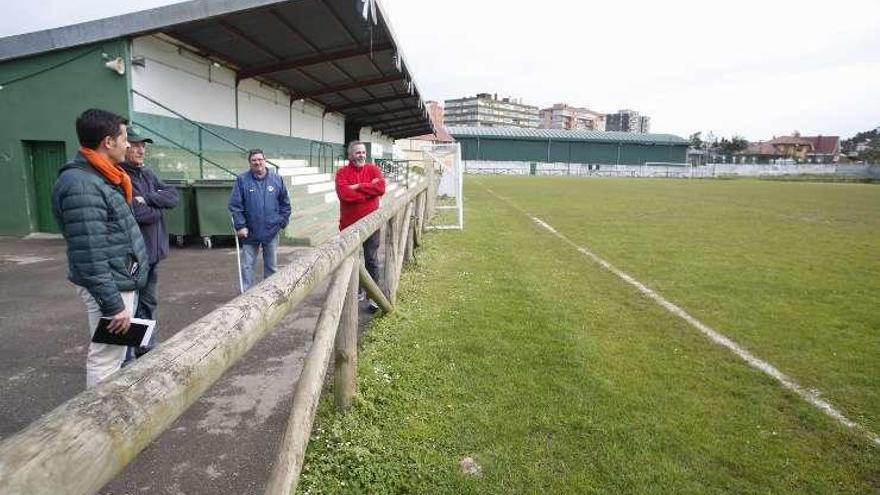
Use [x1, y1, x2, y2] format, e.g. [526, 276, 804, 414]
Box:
[298, 177, 880, 494]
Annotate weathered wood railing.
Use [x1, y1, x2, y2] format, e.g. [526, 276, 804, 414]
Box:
[0, 174, 435, 495]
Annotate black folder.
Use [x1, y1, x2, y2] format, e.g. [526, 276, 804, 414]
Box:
[91, 318, 155, 347]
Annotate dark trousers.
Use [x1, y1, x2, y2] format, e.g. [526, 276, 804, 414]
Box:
[134, 262, 160, 357]
[363, 229, 381, 286]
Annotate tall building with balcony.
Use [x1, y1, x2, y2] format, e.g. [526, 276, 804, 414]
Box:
[605, 109, 651, 133]
[539, 104, 605, 131]
[443, 93, 539, 128]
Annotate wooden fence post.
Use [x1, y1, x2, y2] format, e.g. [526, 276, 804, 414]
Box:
[264, 257, 354, 495]
[405, 194, 421, 261]
[379, 191, 424, 308]
[413, 191, 426, 247]
[420, 190, 428, 230]
[419, 190, 427, 235]
[404, 220, 415, 263]
[411, 193, 422, 247]
[334, 255, 360, 411]
[390, 203, 413, 299]
[383, 216, 399, 305]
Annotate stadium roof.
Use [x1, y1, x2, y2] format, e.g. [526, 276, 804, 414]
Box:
[448, 126, 688, 145]
[0, 0, 434, 138]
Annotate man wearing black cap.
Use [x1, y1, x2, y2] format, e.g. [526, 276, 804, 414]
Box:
[122, 128, 179, 357]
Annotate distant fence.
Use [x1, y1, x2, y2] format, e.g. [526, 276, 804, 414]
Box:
[464, 160, 880, 180]
[703, 163, 880, 180]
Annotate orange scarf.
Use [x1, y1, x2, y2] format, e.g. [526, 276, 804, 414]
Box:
[80, 147, 133, 203]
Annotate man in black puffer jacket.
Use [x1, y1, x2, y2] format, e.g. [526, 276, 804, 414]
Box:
[52, 109, 148, 388]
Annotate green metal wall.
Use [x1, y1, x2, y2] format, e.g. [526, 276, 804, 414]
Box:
[0, 40, 131, 234]
[132, 112, 345, 180]
[459, 137, 687, 165]
[0, 39, 347, 235]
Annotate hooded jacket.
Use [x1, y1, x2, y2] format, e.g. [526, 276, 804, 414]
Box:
[52, 152, 149, 316]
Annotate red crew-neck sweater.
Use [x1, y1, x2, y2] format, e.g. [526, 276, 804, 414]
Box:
[335, 161, 386, 230]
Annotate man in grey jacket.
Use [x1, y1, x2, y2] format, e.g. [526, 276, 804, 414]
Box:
[52, 109, 149, 388]
[121, 128, 178, 358]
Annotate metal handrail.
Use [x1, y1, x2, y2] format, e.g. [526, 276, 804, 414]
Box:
[309, 141, 338, 175]
[132, 121, 238, 178]
[131, 89, 279, 172]
[375, 158, 412, 186]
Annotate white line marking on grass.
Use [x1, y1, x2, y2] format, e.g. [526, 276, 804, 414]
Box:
[477, 182, 880, 446]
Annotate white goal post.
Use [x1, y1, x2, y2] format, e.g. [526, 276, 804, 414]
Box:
[423, 142, 464, 230]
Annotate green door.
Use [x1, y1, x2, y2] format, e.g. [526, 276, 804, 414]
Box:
[28, 141, 66, 233]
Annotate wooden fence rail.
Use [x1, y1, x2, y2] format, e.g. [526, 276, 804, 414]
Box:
[0, 177, 434, 495]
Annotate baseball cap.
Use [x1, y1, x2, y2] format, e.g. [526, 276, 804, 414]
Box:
[127, 128, 154, 144]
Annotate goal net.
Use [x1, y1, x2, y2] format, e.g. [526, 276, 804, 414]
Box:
[422, 142, 464, 230]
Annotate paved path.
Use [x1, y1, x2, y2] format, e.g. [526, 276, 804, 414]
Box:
[0, 235, 378, 494]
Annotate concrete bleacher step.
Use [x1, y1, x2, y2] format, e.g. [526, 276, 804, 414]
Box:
[290, 201, 338, 226]
[284, 221, 339, 247]
[297, 181, 335, 194]
[292, 192, 337, 212]
[286, 173, 331, 186]
[271, 159, 309, 168]
[277, 166, 320, 177]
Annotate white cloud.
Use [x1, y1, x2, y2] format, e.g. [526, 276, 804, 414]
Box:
[383, 0, 880, 138]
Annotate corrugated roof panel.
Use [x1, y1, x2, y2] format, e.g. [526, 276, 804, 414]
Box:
[447, 126, 687, 145]
[361, 85, 397, 99]
[340, 56, 386, 79]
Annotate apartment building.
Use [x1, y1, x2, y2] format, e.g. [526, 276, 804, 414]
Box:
[539, 104, 605, 131]
[444, 93, 539, 128]
[605, 109, 651, 133]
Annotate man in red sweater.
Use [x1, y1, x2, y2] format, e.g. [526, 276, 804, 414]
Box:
[335, 141, 386, 310]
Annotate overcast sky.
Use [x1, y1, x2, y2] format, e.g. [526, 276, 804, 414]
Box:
[2, 0, 878, 140]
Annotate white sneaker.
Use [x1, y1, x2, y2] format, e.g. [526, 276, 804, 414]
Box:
[358, 288, 366, 302]
[368, 299, 380, 312]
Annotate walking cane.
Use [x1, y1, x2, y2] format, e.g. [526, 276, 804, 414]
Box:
[231, 215, 245, 295]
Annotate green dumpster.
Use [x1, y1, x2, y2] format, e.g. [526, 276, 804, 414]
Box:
[192, 179, 235, 248]
[163, 179, 196, 246]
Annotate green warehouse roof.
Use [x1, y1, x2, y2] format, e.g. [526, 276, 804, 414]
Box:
[448, 126, 687, 145]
